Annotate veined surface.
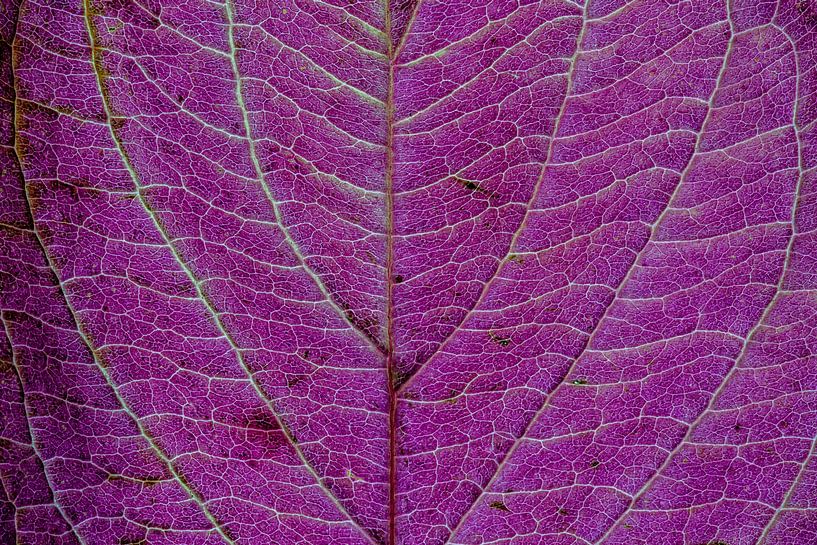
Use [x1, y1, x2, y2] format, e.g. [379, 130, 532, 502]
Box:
[1, 0, 816, 544]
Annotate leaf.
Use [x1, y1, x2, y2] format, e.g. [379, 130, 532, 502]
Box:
[1, 0, 816, 544]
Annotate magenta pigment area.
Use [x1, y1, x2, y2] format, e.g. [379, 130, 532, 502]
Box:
[1, 1, 816, 544]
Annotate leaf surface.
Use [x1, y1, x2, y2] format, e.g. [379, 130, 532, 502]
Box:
[1, 0, 816, 544]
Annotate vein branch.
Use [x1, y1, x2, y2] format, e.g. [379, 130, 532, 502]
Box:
[385, 2, 399, 543]
[751, 19, 811, 545]
[224, 2, 387, 358]
[396, 3, 586, 394]
[437, 4, 590, 540]
[0, 318, 86, 545]
[82, 3, 377, 544]
[440, 8, 743, 544]
[594, 13, 813, 544]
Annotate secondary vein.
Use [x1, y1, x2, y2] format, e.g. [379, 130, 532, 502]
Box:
[82, 3, 377, 543]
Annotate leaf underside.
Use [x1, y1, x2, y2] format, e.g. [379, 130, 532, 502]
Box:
[1, 0, 816, 544]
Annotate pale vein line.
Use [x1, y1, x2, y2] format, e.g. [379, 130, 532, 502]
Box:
[0, 319, 86, 545]
[436, 4, 588, 540]
[396, 2, 585, 395]
[395, 0, 528, 68]
[237, 22, 386, 106]
[596, 18, 812, 545]
[443, 6, 738, 544]
[226, 6, 387, 356]
[392, 0, 425, 62]
[395, 18, 573, 127]
[13, 16, 238, 545]
[83, 2, 379, 544]
[130, 0, 231, 58]
[398, 14, 586, 392]
[755, 18, 812, 545]
[5, 8, 89, 541]
[314, 0, 389, 41]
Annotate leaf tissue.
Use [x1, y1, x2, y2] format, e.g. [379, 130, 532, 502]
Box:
[1, 0, 816, 544]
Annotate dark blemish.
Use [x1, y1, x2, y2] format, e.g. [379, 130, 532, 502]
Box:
[222, 527, 238, 542]
[391, 368, 409, 390]
[796, 0, 817, 25]
[244, 408, 280, 432]
[455, 177, 499, 202]
[287, 375, 304, 388]
[442, 390, 459, 405]
[110, 117, 126, 132]
[543, 307, 559, 312]
[558, 508, 569, 516]
[38, 224, 56, 245]
[571, 378, 588, 385]
[696, 541, 731, 545]
[488, 331, 512, 347]
[780, 421, 789, 429]
[301, 349, 311, 361]
[118, 539, 146, 545]
[507, 254, 525, 264]
[590, 460, 600, 468]
[107, 473, 125, 482]
[340, 301, 379, 340]
[458, 178, 480, 191]
[280, 421, 297, 444]
[394, 275, 404, 284]
[64, 391, 84, 405]
[489, 500, 510, 512]
[733, 423, 742, 432]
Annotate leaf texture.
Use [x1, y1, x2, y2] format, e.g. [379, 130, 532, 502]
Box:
[1, 0, 816, 544]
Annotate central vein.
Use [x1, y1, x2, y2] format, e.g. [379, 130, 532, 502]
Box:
[384, 5, 398, 545]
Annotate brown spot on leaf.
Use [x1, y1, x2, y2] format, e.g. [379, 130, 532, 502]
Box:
[442, 390, 460, 405]
[488, 331, 512, 347]
[796, 0, 817, 25]
[489, 500, 510, 512]
[118, 539, 146, 545]
[110, 117, 126, 132]
[391, 368, 409, 390]
[243, 407, 280, 432]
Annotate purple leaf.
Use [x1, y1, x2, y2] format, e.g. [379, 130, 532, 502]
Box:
[1, 0, 816, 544]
